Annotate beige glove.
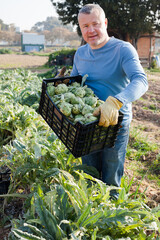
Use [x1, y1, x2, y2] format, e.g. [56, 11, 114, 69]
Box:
[93, 96, 123, 127]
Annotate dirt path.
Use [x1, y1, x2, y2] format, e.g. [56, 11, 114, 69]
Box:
[0, 54, 48, 69]
[132, 72, 160, 143]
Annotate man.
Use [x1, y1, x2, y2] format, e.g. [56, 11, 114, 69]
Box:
[71, 4, 148, 199]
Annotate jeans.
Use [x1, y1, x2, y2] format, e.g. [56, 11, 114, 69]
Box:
[82, 121, 130, 190]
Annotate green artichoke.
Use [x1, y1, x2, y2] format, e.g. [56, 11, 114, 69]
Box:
[47, 85, 55, 96]
[82, 105, 94, 115]
[84, 96, 98, 107]
[55, 83, 68, 94]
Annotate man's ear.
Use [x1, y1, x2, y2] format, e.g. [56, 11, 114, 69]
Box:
[105, 18, 108, 29]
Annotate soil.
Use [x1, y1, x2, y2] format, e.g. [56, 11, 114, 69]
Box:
[0, 54, 48, 69]
[124, 72, 160, 207]
[0, 54, 159, 238]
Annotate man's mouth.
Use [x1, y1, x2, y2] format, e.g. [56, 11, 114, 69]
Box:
[88, 35, 97, 39]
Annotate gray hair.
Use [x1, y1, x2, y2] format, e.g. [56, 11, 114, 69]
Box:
[78, 4, 105, 18]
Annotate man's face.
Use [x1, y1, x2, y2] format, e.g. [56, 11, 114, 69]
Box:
[78, 10, 108, 49]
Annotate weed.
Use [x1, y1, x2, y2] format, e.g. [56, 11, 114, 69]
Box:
[129, 126, 158, 153]
[0, 48, 12, 54]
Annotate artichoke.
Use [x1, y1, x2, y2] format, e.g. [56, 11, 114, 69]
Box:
[84, 96, 98, 107]
[70, 95, 84, 105]
[51, 94, 61, 104]
[55, 83, 68, 94]
[96, 99, 104, 107]
[72, 104, 81, 115]
[84, 113, 98, 124]
[58, 102, 72, 117]
[74, 87, 86, 98]
[74, 114, 85, 124]
[48, 79, 103, 125]
[47, 85, 55, 96]
[84, 87, 94, 97]
[71, 82, 81, 87]
[82, 105, 94, 115]
[68, 86, 77, 94]
[63, 92, 75, 103]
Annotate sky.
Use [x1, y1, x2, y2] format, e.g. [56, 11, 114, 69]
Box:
[0, 0, 58, 31]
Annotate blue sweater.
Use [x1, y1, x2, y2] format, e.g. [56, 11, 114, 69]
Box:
[71, 37, 148, 123]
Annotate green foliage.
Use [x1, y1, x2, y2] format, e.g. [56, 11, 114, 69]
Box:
[21, 51, 49, 57]
[150, 59, 157, 69]
[126, 125, 160, 186]
[148, 68, 160, 73]
[51, 0, 160, 46]
[0, 69, 159, 239]
[47, 48, 76, 67]
[127, 126, 158, 161]
[0, 48, 13, 54]
[9, 172, 160, 239]
[37, 68, 56, 79]
[0, 68, 42, 112]
[0, 19, 9, 31]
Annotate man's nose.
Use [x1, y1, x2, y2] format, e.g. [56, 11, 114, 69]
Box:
[88, 25, 94, 32]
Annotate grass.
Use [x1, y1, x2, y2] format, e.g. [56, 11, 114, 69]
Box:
[125, 69, 160, 189]
[149, 104, 157, 111]
[0, 46, 75, 57]
[148, 68, 160, 73]
[0, 48, 13, 54]
[0, 63, 19, 68]
[126, 125, 160, 187]
[19, 51, 50, 57]
[145, 67, 160, 73]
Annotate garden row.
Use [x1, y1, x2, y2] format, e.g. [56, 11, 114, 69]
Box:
[0, 69, 159, 239]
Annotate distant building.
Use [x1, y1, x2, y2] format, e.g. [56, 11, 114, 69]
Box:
[0, 40, 9, 45]
[21, 33, 45, 52]
[136, 32, 160, 68]
[15, 27, 20, 33]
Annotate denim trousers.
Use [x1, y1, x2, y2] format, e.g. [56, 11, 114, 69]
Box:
[82, 121, 130, 189]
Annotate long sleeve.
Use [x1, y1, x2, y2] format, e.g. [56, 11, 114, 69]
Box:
[115, 44, 148, 104]
[70, 38, 148, 123]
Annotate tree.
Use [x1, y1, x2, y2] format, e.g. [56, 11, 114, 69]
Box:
[43, 27, 80, 46]
[31, 16, 73, 32]
[0, 31, 21, 45]
[51, 0, 160, 48]
[0, 19, 9, 31]
[31, 16, 80, 46]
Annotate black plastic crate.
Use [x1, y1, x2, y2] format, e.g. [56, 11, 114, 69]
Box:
[39, 75, 123, 158]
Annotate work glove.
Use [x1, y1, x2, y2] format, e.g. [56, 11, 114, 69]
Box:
[93, 96, 123, 127]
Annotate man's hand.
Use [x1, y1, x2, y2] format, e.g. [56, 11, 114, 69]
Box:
[93, 96, 123, 127]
